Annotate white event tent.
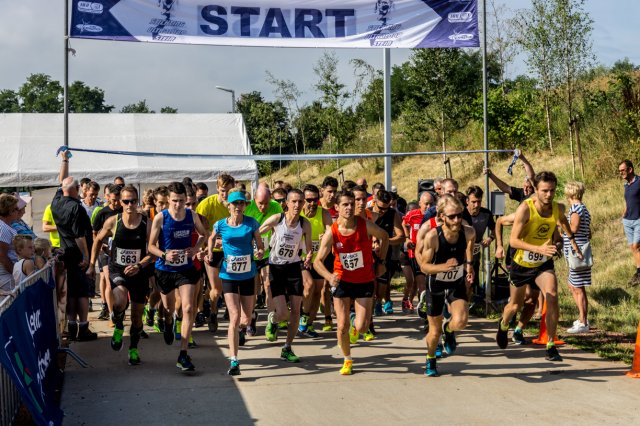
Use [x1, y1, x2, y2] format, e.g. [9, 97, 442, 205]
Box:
[0, 113, 258, 235]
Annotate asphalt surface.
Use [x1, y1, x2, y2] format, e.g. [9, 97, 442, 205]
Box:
[61, 294, 640, 425]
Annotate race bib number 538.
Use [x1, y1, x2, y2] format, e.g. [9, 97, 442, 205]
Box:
[339, 251, 364, 271]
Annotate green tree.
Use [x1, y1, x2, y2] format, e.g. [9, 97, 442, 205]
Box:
[68, 81, 114, 112]
[120, 100, 154, 113]
[160, 106, 178, 113]
[0, 90, 20, 112]
[17, 73, 63, 113]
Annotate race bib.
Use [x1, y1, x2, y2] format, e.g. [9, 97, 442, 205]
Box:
[226, 254, 251, 274]
[253, 235, 271, 253]
[275, 242, 297, 260]
[311, 240, 320, 253]
[473, 243, 482, 256]
[436, 265, 464, 282]
[166, 250, 188, 267]
[523, 250, 547, 265]
[116, 248, 141, 266]
[339, 251, 364, 271]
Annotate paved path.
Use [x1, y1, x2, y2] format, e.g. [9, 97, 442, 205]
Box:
[61, 295, 639, 425]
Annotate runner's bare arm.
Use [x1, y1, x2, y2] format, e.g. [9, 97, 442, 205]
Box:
[388, 211, 406, 246]
[520, 153, 536, 181]
[147, 212, 165, 259]
[418, 229, 445, 275]
[302, 219, 313, 268]
[253, 227, 265, 259]
[495, 213, 515, 259]
[464, 225, 476, 285]
[58, 149, 70, 184]
[191, 213, 209, 254]
[258, 214, 279, 235]
[322, 209, 333, 231]
[508, 202, 544, 253]
[414, 220, 433, 266]
[89, 215, 115, 270]
[366, 220, 389, 260]
[313, 231, 336, 284]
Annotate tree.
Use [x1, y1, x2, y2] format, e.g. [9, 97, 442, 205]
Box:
[486, 0, 517, 93]
[553, 0, 594, 178]
[120, 100, 154, 113]
[265, 71, 304, 155]
[17, 73, 63, 113]
[512, 1, 560, 153]
[160, 106, 178, 113]
[68, 81, 114, 113]
[0, 90, 20, 112]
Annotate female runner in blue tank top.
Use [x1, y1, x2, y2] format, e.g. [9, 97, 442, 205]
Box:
[207, 189, 264, 376]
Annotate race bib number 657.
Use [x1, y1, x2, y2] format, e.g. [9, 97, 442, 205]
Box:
[339, 251, 364, 271]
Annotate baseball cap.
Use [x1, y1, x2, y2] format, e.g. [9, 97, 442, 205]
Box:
[228, 191, 247, 204]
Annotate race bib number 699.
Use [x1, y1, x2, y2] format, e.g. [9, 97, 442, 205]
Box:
[523, 250, 547, 264]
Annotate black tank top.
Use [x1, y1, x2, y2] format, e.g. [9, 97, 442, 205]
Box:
[375, 208, 396, 238]
[110, 214, 147, 268]
[431, 226, 467, 285]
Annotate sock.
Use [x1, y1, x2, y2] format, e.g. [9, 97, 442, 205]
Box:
[445, 324, 452, 333]
[79, 321, 89, 327]
[130, 325, 142, 349]
[283, 343, 291, 351]
[68, 320, 77, 325]
[514, 326, 522, 333]
[179, 350, 187, 358]
[426, 354, 436, 359]
[500, 321, 509, 331]
[344, 356, 352, 361]
[230, 356, 238, 362]
[113, 310, 125, 329]
[547, 341, 555, 349]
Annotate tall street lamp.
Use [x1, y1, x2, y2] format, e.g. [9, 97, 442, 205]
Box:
[215, 85, 236, 113]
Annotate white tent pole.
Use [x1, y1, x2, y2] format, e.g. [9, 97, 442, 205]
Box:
[383, 48, 392, 189]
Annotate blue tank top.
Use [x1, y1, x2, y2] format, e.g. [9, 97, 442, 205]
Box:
[214, 215, 259, 281]
[156, 209, 194, 272]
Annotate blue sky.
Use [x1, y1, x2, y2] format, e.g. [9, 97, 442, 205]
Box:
[1, 1, 638, 113]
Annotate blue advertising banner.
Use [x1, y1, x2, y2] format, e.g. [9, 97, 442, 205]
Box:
[0, 271, 63, 426]
[70, 0, 478, 48]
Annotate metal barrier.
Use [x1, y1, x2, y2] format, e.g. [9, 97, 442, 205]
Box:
[0, 265, 55, 426]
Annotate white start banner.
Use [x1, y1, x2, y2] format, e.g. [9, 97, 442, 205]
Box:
[70, 0, 478, 48]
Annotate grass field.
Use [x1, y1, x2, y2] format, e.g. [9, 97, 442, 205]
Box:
[266, 151, 640, 364]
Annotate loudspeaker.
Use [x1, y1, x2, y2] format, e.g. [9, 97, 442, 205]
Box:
[417, 179, 434, 199]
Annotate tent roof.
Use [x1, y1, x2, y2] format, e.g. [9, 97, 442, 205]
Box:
[0, 113, 258, 186]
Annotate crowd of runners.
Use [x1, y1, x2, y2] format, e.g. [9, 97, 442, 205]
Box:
[5, 148, 622, 378]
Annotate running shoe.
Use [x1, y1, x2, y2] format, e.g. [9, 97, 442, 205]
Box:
[246, 325, 256, 337]
[425, 358, 439, 377]
[140, 330, 149, 339]
[417, 291, 428, 319]
[194, 312, 206, 328]
[174, 318, 182, 341]
[208, 312, 218, 333]
[442, 318, 456, 355]
[545, 345, 563, 362]
[98, 303, 110, 320]
[407, 301, 416, 313]
[266, 312, 278, 342]
[145, 308, 155, 328]
[402, 298, 411, 313]
[496, 322, 509, 349]
[142, 304, 150, 325]
[128, 348, 141, 366]
[349, 314, 359, 344]
[363, 329, 375, 341]
[278, 320, 288, 330]
[383, 300, 394, 314]
[228, 359, 241, 376]
[298, 314, 309, 333]
[566, 322, 589, 334]
[301, 325, 320, 338]
[374, 302, 383, 317]
[188, 335, 198, 349]
[111, 327, 124, 351]
[281, 347, 301, 363]
[202, 300, 211, 318]
[163, 321, 175, 345]
[340, 359, 353, 375]
[322, 319, 333, 332]
[239, 327, 247, 346]
[176, 354, 195, 372]
[435, 343, 444, 359]
[250, 311, 259, 333]
[512, 329, 526, 345]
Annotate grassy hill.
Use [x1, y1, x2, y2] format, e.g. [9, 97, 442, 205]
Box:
[264, 151, 640, 363]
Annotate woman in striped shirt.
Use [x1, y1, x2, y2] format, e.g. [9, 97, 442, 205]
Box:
[562, 181, 592, 334]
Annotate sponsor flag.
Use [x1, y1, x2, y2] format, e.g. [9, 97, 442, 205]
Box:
[70, 0, 478, 48]
[0, 271, 63, 426]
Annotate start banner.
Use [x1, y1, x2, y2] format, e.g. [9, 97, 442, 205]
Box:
[70, 0, 478, 48]
[0, 268, 62, 426]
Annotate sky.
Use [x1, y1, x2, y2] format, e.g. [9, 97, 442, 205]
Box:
[1, 0, 640, 113]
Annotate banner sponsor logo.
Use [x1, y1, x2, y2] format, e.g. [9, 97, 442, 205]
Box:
[77, 1, 103, 14]
[76, 23, 103, 33]
[448, 11, 473, 23]
[448, 31, 474, 41]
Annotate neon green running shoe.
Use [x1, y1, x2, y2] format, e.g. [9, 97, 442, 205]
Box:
[363, 330, 375, 341]
[322, 319, 333, 332]
[111, 327, 124, 351]
[278, 320, 288, 330]
[128, 348, 141, 366]
[280, 347, 300, 363]
[266, 312, 278, 342]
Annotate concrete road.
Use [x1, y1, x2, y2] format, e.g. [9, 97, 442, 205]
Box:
[61, 296, 640, 425]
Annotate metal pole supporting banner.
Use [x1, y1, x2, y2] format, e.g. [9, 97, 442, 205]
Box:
[383, 48, 392, 189]
[64, 0, 69, 147]
[481, 0, 493, 313]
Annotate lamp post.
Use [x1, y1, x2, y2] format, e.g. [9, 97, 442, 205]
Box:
[215, 86, 236, 113]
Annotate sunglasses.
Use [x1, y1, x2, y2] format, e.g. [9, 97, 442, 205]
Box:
[121, 199, 138, 205]
[376, 204, 389, 212]
[305, 198, 319, 203]
[274, 198, 286, 203]
[444, 212, 463, 220]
